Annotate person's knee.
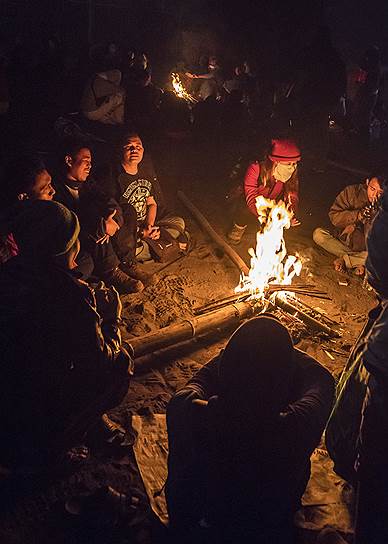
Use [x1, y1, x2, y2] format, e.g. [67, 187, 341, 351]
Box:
[313, 227, 328, 246]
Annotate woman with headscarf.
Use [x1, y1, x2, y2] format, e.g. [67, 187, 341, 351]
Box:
[166, 316, 334, 543]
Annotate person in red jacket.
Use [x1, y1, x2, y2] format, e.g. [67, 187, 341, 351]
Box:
[227, 139, 301, 244]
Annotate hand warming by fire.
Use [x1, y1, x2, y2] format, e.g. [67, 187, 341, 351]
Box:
[236, 196, 302, 300]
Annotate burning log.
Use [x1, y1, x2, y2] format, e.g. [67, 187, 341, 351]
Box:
[129, 299, 257, 359]
[177, 190, 250, 276]
[271, 293, 340, 337]
[129, 292, 339, 360]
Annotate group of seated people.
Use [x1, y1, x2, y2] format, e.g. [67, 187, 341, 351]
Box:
[0, 131, 185, 294]
[226, 137, 385, 277]
[0, 127, 387, 543]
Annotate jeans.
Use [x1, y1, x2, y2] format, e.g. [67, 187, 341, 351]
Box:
[313, 227, 367, 269]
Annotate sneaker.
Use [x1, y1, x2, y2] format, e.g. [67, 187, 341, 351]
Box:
[120, 260, 156, 286]
[227, 223, 247, 245]
[104, 267, 144, 295]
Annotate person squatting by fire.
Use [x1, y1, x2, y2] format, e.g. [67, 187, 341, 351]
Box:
[227, 138, 301, 245]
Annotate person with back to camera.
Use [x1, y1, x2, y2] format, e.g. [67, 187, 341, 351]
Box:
[227, 138, 302, 245]
[0, 200, 134, 470]
[166, 315, 334, 543]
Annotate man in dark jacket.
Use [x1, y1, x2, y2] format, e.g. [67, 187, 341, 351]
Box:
[0, 200, 133, 469]
[54, 139, 144, 293]
[166, 316, 334, 543]
[354, 187, 388, 543]
[313, 175, 384, 274]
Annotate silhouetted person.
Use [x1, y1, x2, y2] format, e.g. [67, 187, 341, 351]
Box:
[166, 316, 334, 543]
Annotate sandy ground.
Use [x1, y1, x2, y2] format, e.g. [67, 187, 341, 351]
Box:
[0, 132, 377, 543]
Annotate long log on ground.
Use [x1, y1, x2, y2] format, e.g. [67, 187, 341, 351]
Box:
[272, 294, 339, 337]
[327, 159, 369, 178]
[129, 300, 257, 358]
[177, 190, 250, 276]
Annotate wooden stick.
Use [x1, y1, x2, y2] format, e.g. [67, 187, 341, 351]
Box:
[129, 299, 257, 358]
[177, 190, 250, 276]
[272, 294, 340, 337]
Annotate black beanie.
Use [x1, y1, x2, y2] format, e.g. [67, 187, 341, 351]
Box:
[11, 200, 80, 257]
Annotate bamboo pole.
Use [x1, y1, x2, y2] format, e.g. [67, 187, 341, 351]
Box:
[129, 300, 257, 358]
[177, 190, 250, 276]
[272, 294, 339, 337]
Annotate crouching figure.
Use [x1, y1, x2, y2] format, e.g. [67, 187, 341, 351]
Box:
[166, 316, 334, 543]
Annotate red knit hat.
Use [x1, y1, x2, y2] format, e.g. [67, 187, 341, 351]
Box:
[269, 139, 301, 163]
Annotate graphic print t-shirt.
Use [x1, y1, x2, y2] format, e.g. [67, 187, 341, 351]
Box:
[117, 164, 157, 223]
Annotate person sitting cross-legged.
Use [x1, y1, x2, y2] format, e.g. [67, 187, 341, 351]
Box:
[95, 131, 186, 266]
[166, 315, 334, 544]
[313, 174, 385, 276]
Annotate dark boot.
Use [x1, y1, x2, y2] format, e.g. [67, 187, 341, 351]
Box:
[120, 260, 156, 286]
[103, 267, 144, 294]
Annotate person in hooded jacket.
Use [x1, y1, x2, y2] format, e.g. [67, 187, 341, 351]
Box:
[166, 315, 334, 543]
[0, 200, 133, 470]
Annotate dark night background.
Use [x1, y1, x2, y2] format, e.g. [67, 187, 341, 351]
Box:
[1, 0, 388, 82]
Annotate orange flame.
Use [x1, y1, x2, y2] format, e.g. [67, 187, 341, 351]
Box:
[235, 196, 302, 300]
[171, 72, 197, 104]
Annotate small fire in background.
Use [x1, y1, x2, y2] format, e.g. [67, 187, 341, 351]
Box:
[171, 72, 198, 104]
[235, 196, 302, 300]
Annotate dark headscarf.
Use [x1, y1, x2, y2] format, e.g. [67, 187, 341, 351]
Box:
[218, 315, 295, 420]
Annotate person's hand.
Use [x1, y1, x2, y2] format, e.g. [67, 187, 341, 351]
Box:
[95, 234, 110, 244]
[358, 206, 375, 223]
[105, 209, 120, 237]
[142, 225, 160, 240]
[94, 283, 122, 323]
[290, 217, 301, 227]
[185, 72, 194, 78]
[341, 224, 356, 236]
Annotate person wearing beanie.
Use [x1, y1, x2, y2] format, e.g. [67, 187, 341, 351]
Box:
[0, 200, 134, 470]
[227, 138, 302, 245]
[313, 174, 384, 275]
[0, 154, 56, 264]
[166, 316, 334, 543]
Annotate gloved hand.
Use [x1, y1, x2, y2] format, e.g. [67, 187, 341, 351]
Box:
[93, 282, 122, 324]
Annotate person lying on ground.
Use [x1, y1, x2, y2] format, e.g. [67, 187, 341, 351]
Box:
[166, 315, 334, 544]
[0, 155, 56, 264]
[313, 174, 385, 276]
[95, 131, 186, 264]
[227, 138, 302, 245]
[0, 200, 134, 470]
[53, 138, 146, 293]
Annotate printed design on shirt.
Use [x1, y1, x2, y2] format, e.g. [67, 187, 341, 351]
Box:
[122, 178, 153, 222]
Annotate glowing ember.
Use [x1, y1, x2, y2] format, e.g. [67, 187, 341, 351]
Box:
[235, 196, 302, 300]
[171, 72, 197, 104]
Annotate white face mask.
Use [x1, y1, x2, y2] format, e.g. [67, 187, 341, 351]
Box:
[273, 162, 297, 183]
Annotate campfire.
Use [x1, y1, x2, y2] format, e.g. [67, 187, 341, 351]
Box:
[171, 72, 198, 104]
[236, 196, 302, 300]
